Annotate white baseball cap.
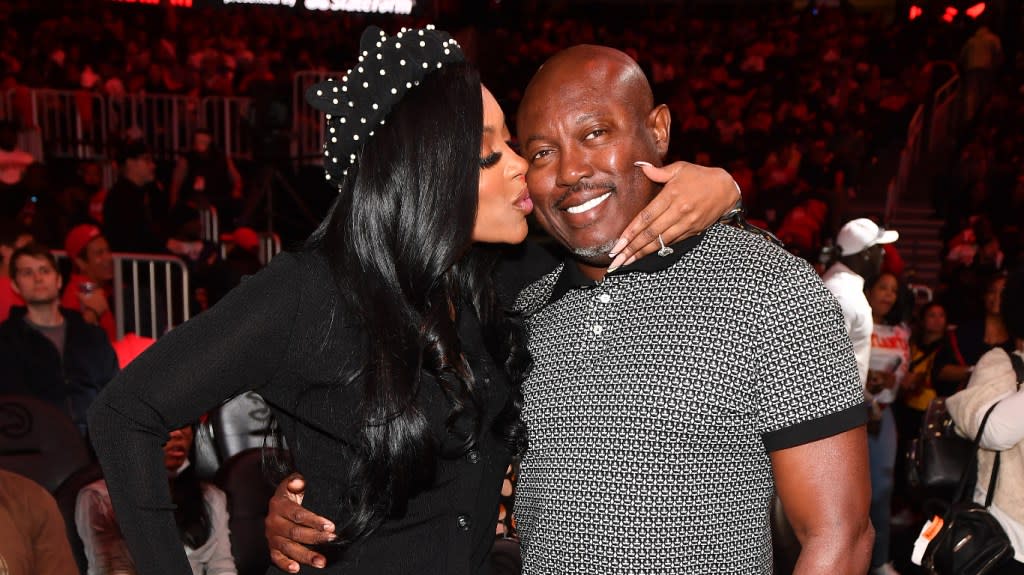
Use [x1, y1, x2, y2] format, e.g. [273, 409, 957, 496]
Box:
[836, 218, 899, 256]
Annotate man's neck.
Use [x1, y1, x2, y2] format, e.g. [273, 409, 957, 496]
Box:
[576, 261, 608, 282]
[25, 303, 63, 327]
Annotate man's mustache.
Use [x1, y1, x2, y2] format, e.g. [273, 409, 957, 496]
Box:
[554, 181, 616, 209]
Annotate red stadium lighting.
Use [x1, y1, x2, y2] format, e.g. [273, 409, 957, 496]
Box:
[966, 2, 986, 18]
[909, 5, 923, 20]
[942, 6, 958, 22]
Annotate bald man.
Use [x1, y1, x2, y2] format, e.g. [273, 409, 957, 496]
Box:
[266, 45, 872, 574]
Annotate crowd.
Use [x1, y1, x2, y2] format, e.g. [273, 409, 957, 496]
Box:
[0, 1, 1021, 574]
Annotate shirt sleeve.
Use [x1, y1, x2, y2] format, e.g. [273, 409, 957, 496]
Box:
[200, 485, 238, 575]
[27, 478, 79, 575]
[75, 484, 138, 575]
[756, 257, 867, 452]
[87, 252, 303, 575]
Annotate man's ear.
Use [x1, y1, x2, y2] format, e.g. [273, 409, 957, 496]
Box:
[647, 104, 671, 159]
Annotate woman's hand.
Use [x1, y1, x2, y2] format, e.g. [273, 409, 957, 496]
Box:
[609, 161, 738, 271]
[266, 473, 335, 572]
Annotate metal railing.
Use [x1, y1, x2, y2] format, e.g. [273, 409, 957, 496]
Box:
[107, 93, 200, 161]
[112, 253, 191, 340]
[30, 89, 107, 159]
[201, 97, 254, 159]
[292, 70, 345, 166]
[199, 206, 220, 245]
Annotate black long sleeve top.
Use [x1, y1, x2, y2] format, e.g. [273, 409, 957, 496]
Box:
[88, 249, 529, 575]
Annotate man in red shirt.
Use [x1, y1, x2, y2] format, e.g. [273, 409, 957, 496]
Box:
[61, 224, 116, 341]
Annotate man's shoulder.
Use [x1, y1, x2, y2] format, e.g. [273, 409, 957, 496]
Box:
[693, 224, 821, 285]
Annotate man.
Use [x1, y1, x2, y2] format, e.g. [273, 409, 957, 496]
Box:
[821, 217, 901, 575]
[0, 243, 118, 435]
[61, 223, 117, 341]
[266, 46, 872, 573]
[823, 217, 899, 388]
[104, 140, 166, 253]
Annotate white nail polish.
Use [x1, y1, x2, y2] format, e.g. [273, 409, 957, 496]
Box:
[633, 161, 653, 167]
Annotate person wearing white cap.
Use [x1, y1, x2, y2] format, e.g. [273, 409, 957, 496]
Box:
[823, 217, 901, 575]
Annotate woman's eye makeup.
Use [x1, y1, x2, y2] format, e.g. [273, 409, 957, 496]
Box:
[480, 151, 502, 169]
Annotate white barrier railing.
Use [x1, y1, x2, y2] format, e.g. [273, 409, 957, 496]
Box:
[201, 97, 253, 159]
[259, 232, 282, 265]
[112, 253, 191, 340]
[30, 89, 107, 159]
[292, 70, 345, 165]
[107, 93, 200, 161]
[199, 205, 220, 245]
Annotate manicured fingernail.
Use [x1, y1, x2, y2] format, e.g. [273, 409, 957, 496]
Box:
[633, 161, 653, 167]
[326, 533, 337, 541]
[624, 255, 637, 266]
[322, 522, 335, 532]
[314, 557, 326, 568]
[608, 253, 626, 272]
[608, 238, 627, 257]
[289, 563, 300, 573]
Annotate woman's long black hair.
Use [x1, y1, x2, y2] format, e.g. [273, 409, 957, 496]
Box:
[306, 62, 530, 546]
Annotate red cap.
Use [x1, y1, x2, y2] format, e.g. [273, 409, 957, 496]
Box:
[65, 224, 102, 258]
[220, 227, 260, 253]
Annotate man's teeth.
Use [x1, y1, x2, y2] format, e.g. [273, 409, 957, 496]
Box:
[565, 192, 612, 214]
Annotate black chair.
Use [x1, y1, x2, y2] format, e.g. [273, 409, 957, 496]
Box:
[215, 447, 287, 575]
[209, 392, 283, 461]
[0, 395, 91, 493]
[53, 462, 105, 574]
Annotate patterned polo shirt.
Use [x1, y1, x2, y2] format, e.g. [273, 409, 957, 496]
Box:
[513, 224, 865, 574]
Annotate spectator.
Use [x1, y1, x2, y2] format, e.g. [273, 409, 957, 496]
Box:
[104, 140, 167, 254]
[946, 269, 1024, 573]
[61, 224, 117, 342]
[0, 223, 31, 322]
[0, 242, 118, 435]
[0, 469, 78, 575]
[169, 129, 243, 225]
[76, 424, 238, 575]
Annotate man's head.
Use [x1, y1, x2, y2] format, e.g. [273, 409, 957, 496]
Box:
[835, 218, 898, 279]
[117, 140, 156, 187]
[518, 45, 670, 268]
[9, 243, 62, 306]
[65, 224, 114, 283]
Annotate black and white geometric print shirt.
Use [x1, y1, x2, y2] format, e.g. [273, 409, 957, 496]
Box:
[513, 224, 866, 574]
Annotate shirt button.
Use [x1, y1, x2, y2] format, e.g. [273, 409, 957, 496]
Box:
[456, 514, 472, 531]
[467, 450, 480, 464]
[592, 325, 604, 335]
[597, 293, 611, 304]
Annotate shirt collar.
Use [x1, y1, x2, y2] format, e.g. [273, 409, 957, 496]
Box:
[549, 231, 706, 303]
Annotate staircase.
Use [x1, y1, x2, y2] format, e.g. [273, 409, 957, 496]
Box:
[888, 204, 945, 290]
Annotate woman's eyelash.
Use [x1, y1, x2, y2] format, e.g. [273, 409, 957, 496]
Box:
[480, 151, 502, 169]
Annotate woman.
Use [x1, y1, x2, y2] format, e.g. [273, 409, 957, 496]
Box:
[88, 26, 739, 575]
[864, 271, 911, 575]
[76, 425, 236, 575]
[947, 270, 1024, 574]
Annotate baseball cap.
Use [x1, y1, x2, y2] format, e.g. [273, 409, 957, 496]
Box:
[220, 227, 260, 253]
[65, 224, 102, 258]
[836, 218, 899, 256]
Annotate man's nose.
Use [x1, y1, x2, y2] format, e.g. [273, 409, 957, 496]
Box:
[556, 146, 593, 188]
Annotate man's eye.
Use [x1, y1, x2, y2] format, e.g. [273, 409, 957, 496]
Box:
[530, 149, 552, 162]
[584, 129, 607, 140]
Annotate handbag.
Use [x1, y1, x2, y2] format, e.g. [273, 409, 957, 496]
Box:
[915, 351, 1024, 574]
[907, 396, 974, 496]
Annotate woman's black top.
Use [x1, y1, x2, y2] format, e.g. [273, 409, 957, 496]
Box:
[88, 249, 520, 575]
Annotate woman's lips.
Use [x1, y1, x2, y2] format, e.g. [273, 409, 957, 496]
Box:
[515, 188, 533, 213]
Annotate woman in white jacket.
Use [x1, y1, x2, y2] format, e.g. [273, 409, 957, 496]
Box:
[948, 270, 1024, 574]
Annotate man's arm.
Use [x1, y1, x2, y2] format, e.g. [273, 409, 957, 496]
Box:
[265, 474, 335, 572]
[770, 427, 873, 575]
